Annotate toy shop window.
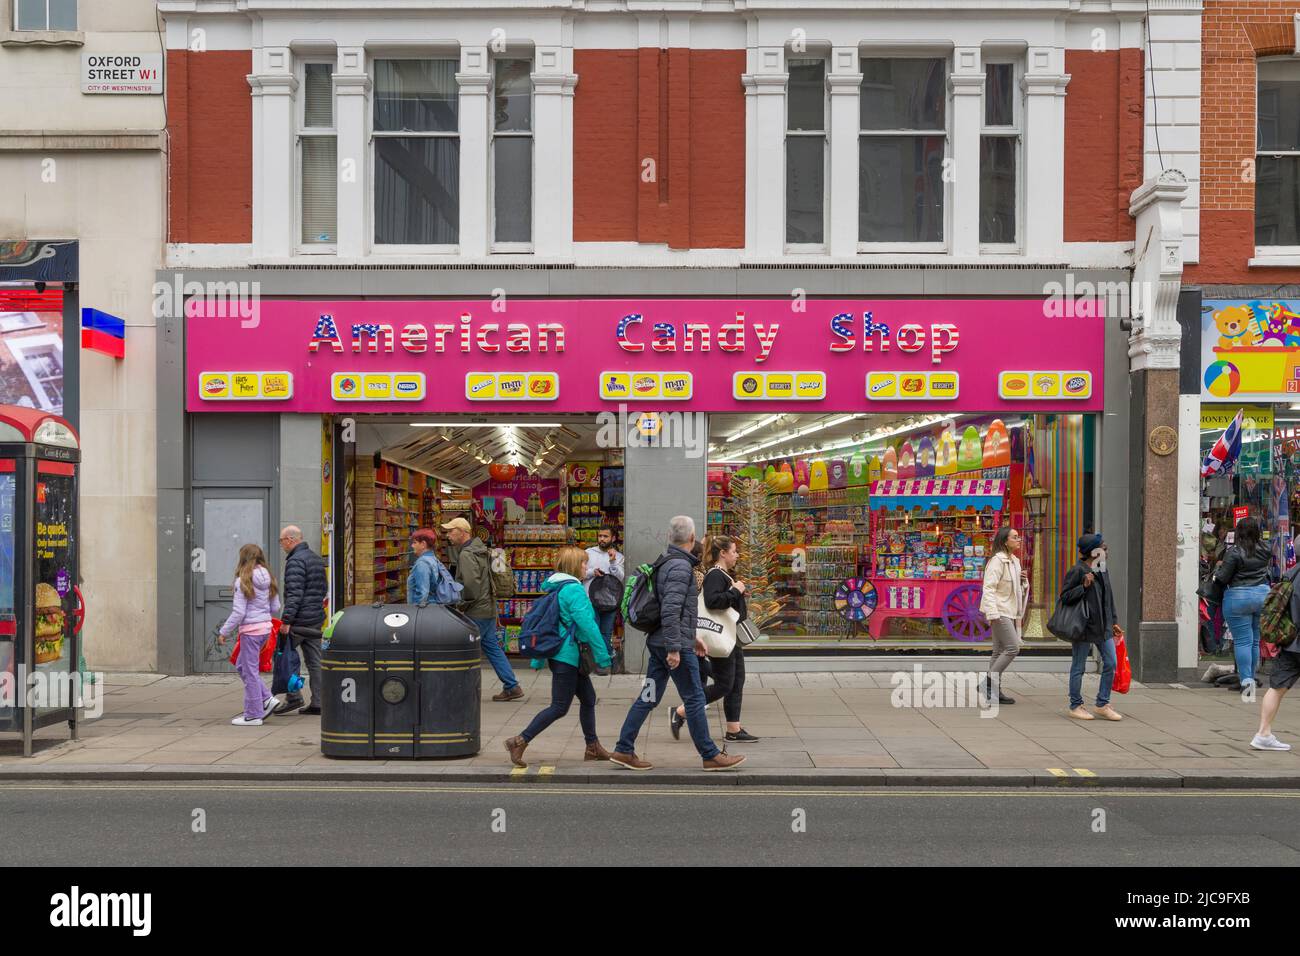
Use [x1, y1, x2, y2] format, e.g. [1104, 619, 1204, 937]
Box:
[1255, 58, 1300, 255]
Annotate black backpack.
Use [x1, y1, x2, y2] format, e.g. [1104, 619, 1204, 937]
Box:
[589, 573, 623, 613]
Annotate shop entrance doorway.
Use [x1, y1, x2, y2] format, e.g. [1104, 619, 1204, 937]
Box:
[335, 413, 633, 668]
[191, 488, 272, 673]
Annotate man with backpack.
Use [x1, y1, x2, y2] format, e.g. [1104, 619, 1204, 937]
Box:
[273, 526, 327, 716]
[584, 526, 625, 661]
[609, 515, 745, 772]
[1253, 545, 1300, 751]
[443, 517, 522, 702]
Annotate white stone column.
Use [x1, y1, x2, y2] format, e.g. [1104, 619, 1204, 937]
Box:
[248, 46, 296, 259]
[457, 46, 491, 257]
[335, 46, 370, 258]
[532, 46, 577, 257]
[1021, 46, 1069, 260]
[1129, 169, 1189, 372]
[827, 47, 862, 257]
[744, 46, 787, 258]
[948, 46, 982, 258]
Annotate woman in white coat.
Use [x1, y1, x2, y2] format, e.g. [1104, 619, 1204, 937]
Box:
[978, 525, 1027, 705]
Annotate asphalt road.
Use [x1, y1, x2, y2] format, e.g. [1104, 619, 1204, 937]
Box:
[1, 783, 1297, 866]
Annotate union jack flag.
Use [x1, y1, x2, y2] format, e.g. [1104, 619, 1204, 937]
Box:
[1201, 409, 1243, 478]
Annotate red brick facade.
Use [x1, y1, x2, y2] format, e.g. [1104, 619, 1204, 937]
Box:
[166, 50, 253, 244]
[573, 49, 745, 248]
[1187, 0, 1300, 283]
[1063, 49, 1145, 243]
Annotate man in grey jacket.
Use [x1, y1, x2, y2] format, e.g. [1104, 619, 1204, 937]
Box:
[443, 517, 521, 701]
[610, 515, 744, 772]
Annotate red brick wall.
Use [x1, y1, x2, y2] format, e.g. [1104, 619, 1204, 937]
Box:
[1063, 49, 1145, 243]
[573, 48, 745, 248]
[1187, 1, 1300, 283]
[167, 50, 252, 244]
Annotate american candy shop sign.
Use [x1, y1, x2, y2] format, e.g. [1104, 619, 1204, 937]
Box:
[186, 299, 1106, 413]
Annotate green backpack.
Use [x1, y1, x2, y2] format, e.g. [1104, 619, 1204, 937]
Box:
[1260, 577, 1297, 648]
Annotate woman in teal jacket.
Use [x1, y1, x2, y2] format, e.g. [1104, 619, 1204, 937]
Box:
[504, 546, 613, 768]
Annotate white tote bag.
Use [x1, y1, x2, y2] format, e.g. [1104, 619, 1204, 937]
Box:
[696, 593, 739, 658]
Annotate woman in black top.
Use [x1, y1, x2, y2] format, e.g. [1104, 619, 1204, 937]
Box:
[1214, 516, 1276, 693]
[670, 535, 759, 743]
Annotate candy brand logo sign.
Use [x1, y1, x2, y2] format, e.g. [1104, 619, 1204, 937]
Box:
[307, 310, 962, 365]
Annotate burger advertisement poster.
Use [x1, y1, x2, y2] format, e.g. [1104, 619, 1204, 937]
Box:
[33, 474, 73, 667]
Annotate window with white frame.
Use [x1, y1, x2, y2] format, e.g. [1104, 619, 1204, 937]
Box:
[299, 62, 337, 246]
[859, 57, 947, 245]
[1256, 59, 1300, 249]
[373, 58, 459, 246]
[492, 58, 533, 247]
[8, 335, 62, 412]
[979, 61, 1020, 246]
[14, 0, 75, 30]
[786, 57, 827, 246]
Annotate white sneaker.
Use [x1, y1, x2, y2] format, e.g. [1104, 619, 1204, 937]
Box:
[262, 695, 279, 718]
[231, 716, 264, 727]
[1251, 734, 1292, 751]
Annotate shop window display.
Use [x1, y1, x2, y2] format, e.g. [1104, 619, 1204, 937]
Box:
[707, 413, 1095, 645]
[1198, 404, 1297, 659]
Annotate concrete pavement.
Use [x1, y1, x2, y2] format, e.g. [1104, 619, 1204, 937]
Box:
[3, 667, 1299, 788]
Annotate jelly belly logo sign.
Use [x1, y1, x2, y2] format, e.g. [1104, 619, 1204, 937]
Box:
[184, 299, 1105, 413]
[1201, 299, 1300, 400]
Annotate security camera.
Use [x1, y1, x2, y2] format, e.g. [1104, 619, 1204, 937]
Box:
[34, 282, 46, 294]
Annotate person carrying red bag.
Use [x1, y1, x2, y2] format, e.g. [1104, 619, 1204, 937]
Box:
[1059, 532, 1124, 722]
[216, 544, 282, 727]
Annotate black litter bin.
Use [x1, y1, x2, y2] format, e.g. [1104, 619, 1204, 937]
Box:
[321, 603, 482, 758]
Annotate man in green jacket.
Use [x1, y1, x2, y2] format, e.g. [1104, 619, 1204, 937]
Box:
[443, 517, 521, 701]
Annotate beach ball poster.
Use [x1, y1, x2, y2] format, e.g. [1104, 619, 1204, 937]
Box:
[1204, 361, 1240, 398]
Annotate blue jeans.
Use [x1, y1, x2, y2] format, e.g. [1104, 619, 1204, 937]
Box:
[1069, 637, 1117, 710]
[616, 645, 719, 760]
[1222, 584, 1270, 686]
[520, 659, 597, 744]
[474, 616, 518, 691]
[596, 609, 616, 657]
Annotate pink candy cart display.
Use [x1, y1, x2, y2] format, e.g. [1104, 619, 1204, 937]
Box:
[866, 479, 1006, 640]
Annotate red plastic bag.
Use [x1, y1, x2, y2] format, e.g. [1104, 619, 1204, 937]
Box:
[228, 619, 281, 673]
[1113, 629, 1132, 694]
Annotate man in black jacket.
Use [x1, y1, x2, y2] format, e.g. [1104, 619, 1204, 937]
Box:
[275, 526, 328, 716]
[1060, 532, 1122, 722]
[609, 516, 745, 772]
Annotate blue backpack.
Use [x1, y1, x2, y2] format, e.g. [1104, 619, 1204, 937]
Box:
[517, 580, 579, 659]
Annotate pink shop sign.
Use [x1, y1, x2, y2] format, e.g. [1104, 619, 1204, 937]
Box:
[184, 298, 1106, 413]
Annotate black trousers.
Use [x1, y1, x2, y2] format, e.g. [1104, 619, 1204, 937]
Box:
[519, 659, 598, 744]
[698, 643, 746, 723]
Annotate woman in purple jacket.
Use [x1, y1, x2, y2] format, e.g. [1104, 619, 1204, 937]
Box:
[216, 544, 282, 726]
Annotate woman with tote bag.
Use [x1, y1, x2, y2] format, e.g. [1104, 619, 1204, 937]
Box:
[670, 536, 759, 744]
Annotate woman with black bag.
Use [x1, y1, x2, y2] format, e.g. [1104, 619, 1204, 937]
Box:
[1057, 532, 1123, 722]
[503, 547, 613, 768]
[669, 536, 759, 744]
[1213, 516, 1276, 695]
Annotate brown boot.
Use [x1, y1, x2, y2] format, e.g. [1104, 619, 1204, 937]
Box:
[503, 735, 528, 767]
[609, 750, 653, 771]
[703, 752, 746, 771]
[584, 740, 612, 761]
[493, 685, 525, 702]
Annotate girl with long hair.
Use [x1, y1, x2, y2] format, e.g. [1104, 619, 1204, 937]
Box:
[217, 543, 282, 726]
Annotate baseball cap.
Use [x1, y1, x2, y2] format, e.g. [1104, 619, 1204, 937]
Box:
[441, 517, 472, 535]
